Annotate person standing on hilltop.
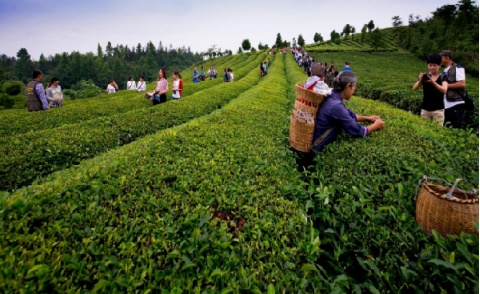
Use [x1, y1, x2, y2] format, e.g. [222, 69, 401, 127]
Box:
[412, 54, 447, 126]
[127, 77, 136, 90]
[106, 80, 118, 94]
[137, 76, 146, 92]
[171, 71, 183, 100]
[440, 50, 467, 128]
[46, 77, 64, 108]
[342, 62, 352, 71]
[192, 67, 199, 83]
[26, 70, 49, 111]
[146, 69, 168, 105]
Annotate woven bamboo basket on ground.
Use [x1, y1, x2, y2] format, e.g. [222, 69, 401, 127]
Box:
[289, 84, 325, 153]
[415, 176, 478, 237]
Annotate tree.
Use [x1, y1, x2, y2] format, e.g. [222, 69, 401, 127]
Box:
[351, 27, 356, 41]
[367, 20, 375, 33]
[275, 33, 283, 48]
[97, 43, 103, 58]
[241, 39, 251, 51]
[371, 28, 383, 51]
[330, 30, 340, 42]
[251, 47, 257, 52]
[297, 34, 305, 47]
[342, 24, 352, 39]
[238, 47, 243, 54]
[15, 48, 32, 81]
[106, 41, 113, 57]
[314, 33, 323, 43]
[392, 16, 403, 28]
[361, 25, 367, 44]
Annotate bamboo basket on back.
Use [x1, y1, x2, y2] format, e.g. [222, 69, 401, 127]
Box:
[289, 84, 325, 153]
[415, 176, 478, 237]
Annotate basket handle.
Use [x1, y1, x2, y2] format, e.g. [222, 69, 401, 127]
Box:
[414, 176, 452, 201]
[446, 178, 477, 200]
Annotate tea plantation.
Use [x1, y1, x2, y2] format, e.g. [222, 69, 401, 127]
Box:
[0, 52, 478, 293]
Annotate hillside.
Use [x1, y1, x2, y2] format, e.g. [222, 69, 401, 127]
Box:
[0, 52, 478, 293]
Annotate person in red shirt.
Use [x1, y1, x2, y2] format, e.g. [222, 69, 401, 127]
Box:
[172, 71, 184, 100]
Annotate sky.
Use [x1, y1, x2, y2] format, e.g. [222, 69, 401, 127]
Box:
[0, 0, 464, 60]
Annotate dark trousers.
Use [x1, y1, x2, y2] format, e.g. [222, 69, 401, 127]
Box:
[444, 103, 465, 129]
[153, 94, 167, 106]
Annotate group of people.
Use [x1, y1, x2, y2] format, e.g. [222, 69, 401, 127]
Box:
[413, 50, 467, 129]
[259, 59, 271, 77]
[26, 70, 64, 111]
[106, 76, 147, 94]
[193, 65, 222, 82]
[294, 47, 468, 173]
[145, 69, 184, 105]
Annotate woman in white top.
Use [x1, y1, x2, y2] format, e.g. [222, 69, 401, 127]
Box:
[228, 68, 234, 81]
[46, 76, 63, 107]
[171, 71, 183, 100]
[127, 77, 136, 90]
[107, 80, 118, 94]
[137, 75, 146, 92]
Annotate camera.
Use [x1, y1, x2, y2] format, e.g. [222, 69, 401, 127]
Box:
[422, 73, 431, 81]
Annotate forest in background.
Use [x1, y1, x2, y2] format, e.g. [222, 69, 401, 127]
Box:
[0, 41, 211, 90]
[396, 0, 478, 76]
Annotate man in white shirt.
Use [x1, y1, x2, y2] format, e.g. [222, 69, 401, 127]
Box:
[440, 50, 466, 128]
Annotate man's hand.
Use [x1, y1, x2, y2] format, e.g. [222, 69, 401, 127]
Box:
[369, 115, 381, 123]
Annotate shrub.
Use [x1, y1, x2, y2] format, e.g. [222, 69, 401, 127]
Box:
[0, 93, 14, 109]
[62, 89, 77, 100]
[5, 83, 21, 96]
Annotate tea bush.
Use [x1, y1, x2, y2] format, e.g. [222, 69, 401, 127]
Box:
[0, 55, 272, 191]
[285, 54, 479, 293]
[0, 54, 324, 293]
[0, 53, 262, 137]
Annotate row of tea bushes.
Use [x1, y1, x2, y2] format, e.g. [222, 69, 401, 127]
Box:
[284, 54, 479, 293]
[0, 54, 324, 292]
[0, 55, 272, 191]
[0, 54, 250, 137]
[308, 51, 479, 130]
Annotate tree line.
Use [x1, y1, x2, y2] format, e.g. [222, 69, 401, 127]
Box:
[393, 0, 479, 76]
[0, 41, 206, 90]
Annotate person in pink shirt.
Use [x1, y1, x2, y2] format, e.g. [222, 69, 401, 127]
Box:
[146, 69, 168, 105]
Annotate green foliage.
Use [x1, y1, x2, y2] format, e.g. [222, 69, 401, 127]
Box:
[0, 93, 14, 109]
[308, 51, 479, 130]
[285, 54, 478, 293]
[0, 53, 269, 190]
[370, 28, 383, 50]
[297, 34, 305, 47]
[63, 89, 77, 99]
[241, 39, 251, 52]
[275, 33, 283, 48]
[72, 80, 102, 99]
[398, 1, 479, 76]
[0, 54, 325, 292]
[5, 83, 21, 96]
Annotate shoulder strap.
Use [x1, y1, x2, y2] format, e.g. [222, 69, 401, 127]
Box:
[312, 127, 335, 148]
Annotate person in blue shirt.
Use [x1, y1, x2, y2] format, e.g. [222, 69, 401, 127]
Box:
[295, 71, 385, 172]
[193, 67, 199, 83]
[342, 61, 352, 71]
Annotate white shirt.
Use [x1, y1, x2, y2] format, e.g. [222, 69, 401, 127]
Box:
[443, 65, 465, 109]
[107, 84, 116, 94]
[172, 80, 181, 98]
[137, 81, 146, 92]
[127, 81, 137, 90]
[230, 72, 234, 81]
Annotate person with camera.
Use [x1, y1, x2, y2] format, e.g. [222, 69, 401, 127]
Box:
[412, 54, 447, 126]
[440, 50, 467, 128]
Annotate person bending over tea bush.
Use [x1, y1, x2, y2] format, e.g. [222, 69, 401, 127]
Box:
[412, 54, 447, 126]
[312, 71, 384, 153]
[296, 71, 385, 172]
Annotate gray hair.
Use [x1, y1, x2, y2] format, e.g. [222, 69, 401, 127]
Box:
[333, 71, 358, 92]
